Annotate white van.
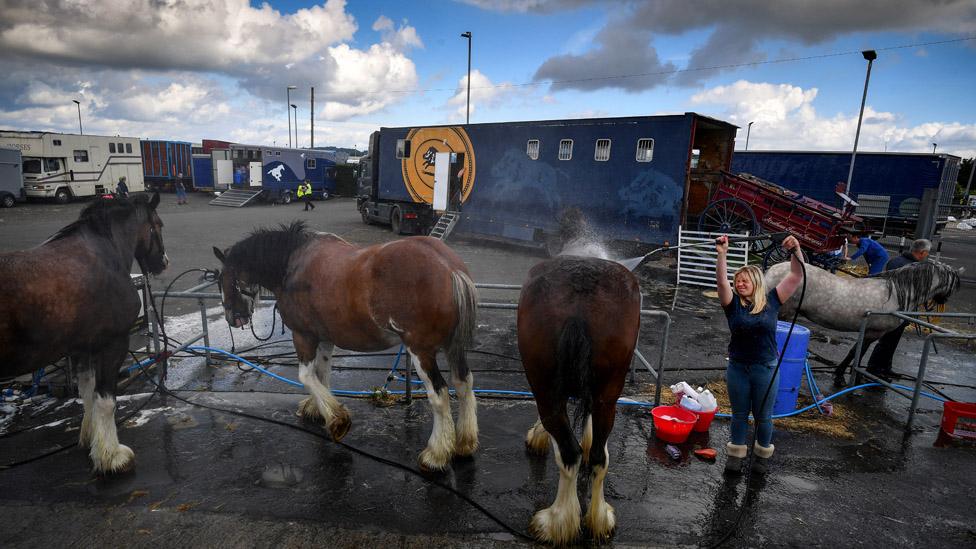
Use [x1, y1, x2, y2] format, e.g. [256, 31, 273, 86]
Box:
[0, 131, 144, 203]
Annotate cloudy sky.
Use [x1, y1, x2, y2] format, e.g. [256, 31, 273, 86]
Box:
[1, 0, 974, 157]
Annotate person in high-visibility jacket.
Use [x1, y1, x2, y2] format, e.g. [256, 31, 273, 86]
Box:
[298, 180, 315, 211]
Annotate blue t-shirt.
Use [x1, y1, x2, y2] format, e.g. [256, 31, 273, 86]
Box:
[723, 288, 782, 364]
[850, 238, 889, 272]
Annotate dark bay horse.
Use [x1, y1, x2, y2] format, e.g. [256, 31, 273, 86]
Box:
[518, 255, 641, 544]
[213, 222, 478, 471]
[765, 260, 962, 383]
[0, 194, 168, 473]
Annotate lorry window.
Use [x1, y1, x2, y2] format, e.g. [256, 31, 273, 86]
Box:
[558, 139, 573, 161]
[45, 158, 60, 172]
[53, 139, 62, 146]
[109, 143, 116, 153]
[636, 138, 654, 162]
[690, 148, 701, 168]
[74, 150, 89, 162]
[23, 159, 42, 174]
[396, 139, 411, 159]
[117, 143, 124, 153]
[125, 143, 132, 153]
[594, 139, 611, 161]
[526, 140, 540, 160]
[306, 158, 317, 169]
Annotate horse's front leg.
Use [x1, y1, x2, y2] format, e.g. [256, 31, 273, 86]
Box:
[295, 337, 350, 441]
[833, 339, 876, 387]
[411, 349, 455, 471]
[88, 340, 135, 474]
[77, 357, 96, 448]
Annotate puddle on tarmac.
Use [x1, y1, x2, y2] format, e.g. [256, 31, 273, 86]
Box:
[260, 463, 305, 488]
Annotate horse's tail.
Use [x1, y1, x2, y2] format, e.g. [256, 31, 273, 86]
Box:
[447, 270, 478, 367]
[556, 317, 593, 430]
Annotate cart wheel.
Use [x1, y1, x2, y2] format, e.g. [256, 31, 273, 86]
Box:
[762, 245, 793, 270]
[698, 198, 760, 242]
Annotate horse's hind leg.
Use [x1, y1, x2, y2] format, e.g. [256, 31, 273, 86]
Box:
[530, 404, 582, 545]
[834, 339, 876, 386]
[89, 340, 134, 474]
[77, 358, 95, 448]
[584, 401, 617, 540]
[448, 346, 478, 457]
[296, 340, 350, 441]
[411, 350, 455, 471]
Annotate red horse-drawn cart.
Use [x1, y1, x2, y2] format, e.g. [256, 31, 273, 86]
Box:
[698, 171, 864, 271]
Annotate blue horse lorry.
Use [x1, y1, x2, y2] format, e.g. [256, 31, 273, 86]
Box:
[193, 144, 339, 203]
[357, 113, 739, 248]
[732, 151, 962, 236]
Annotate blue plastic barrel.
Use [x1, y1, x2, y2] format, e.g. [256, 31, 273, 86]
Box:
[773, 321, 811, 415]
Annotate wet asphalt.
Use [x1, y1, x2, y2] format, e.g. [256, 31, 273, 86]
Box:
[1, 193, 975, 547]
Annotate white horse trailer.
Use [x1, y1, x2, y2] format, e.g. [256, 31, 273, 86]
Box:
[0, 131, 144, 203]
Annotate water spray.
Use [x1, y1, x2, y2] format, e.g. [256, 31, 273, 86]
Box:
[619, 232, 790, 271]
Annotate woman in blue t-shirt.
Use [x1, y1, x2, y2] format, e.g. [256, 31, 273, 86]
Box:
[715, 234, 805, 475]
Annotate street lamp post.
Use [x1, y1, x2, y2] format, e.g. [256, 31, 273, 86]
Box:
[461, 31, 472, 125]
[291, 104, 298, 148]
[71, 100, 83, 135]
[286, 85, 296, 148]
[845, 50, 877, 196]
[745, 121, 754, 151]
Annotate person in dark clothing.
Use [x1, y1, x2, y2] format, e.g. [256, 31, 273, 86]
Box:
[715, 234, 805, 476]
[845, 234, 889, 275]
[301, 180, 315, 211]
[866, 239, 932, 379]
[115, 176, 129, 198]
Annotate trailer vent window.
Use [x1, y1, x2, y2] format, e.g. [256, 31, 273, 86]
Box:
[306, 158, 316, 169]
[690, 148, 701, 169]
[396, 139, 411, 159]
[275, 151, 281, 156]
[117, 143, 124, 154]
[73, 150, 89, 162]
[636, 138, 654, 162]
[125, 143, 132, 154]
[558, 139, 573, 161]
[52, 139, 62, 146]
[526, 139, 540, 160]
[109, 143, 116, 153]
[594, 139, 611, 161]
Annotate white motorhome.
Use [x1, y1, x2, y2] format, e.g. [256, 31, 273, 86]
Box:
[0, 131, 144, 203]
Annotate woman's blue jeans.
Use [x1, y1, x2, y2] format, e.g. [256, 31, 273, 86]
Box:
[726, 359, 779, 447]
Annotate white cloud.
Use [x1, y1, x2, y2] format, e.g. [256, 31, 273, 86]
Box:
[691, 80, 976, 158]
[447, 70, 517, 120]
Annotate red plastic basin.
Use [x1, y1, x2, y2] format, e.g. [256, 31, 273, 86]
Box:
[652, 405, 697, 443]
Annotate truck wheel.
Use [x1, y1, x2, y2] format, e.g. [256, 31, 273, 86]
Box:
[1, 194, 14, 208]
[281, 191, 293, 205]
[320, 190, 330, 200]
[54, 188, 71, 204]
[391, 207, 403, 235]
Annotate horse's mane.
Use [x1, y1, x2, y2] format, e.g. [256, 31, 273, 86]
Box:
[45, 196, 149, 243]
[876, 260, 961, 310]
[225, 220, 314, 288]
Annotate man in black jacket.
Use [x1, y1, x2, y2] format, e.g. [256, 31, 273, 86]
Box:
[866, 239, 931, 378]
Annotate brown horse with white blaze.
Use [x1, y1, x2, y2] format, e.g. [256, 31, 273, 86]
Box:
[213, 222, 478, 471]
[519, 255, 641, 544]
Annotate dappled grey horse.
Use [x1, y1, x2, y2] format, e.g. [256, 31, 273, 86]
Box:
[765, 260, 962, 384]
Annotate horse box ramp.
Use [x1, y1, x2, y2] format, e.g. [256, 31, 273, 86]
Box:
[210, 189, 263, 208]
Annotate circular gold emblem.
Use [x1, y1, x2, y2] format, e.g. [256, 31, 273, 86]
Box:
[400, 126, 475, 205]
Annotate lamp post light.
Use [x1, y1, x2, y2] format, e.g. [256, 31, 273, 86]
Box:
[845, 49, 877, 196]
[286, 85, 296, 147]
[71, 100, 83, 135]
[461, 31, 472, 125]
[745, 121, 754, 151]
[291, 104, 298, 148]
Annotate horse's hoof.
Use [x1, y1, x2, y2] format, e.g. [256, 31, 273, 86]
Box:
[455, 433, 479, 457]
[418, 448, 451, 472]
[833, 376, 848, 388]
[525, 422, 550, 455]
[529, 503, 581, 545]
[329, 407, 352, 442]
[585, 501, 616, 540]
[296, 397, 322, 421]
[92, 443, 135, 475]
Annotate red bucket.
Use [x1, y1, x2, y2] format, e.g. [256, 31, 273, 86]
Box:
[652, 405, 697, 443]
[940, 402, 976, 440]
[692, 407, 717, 432]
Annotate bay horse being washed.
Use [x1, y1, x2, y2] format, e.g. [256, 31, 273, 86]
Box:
[213, 222, 478, 471]
[765, 260, 962, 385]
[0, 194, 168, 473]
[519, 255, 641, 544]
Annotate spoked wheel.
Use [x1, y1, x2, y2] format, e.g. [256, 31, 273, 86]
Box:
[698, 198, 760, 242]
[762, 245, 793, 270]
